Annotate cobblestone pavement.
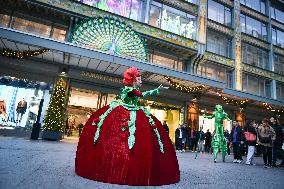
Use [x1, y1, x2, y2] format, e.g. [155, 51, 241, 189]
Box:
[0, 136, 283, 189]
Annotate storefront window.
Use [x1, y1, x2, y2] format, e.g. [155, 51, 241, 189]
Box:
[12, 16, 51, 38]
[0, 13, 10, 27]
[241, 0, 266, 14]
[208, 0, 232, 27]
[207, 30, 231, 58]
[274, 54, 284, 75]
[240, 14, 267, 41]
[241, 42, 269, 70]
[52, 27, 67, 41]
[271, 6, 284, 23]
[149, 50, 184, 71]
[276, 82, 284, 100]
[242, 73, 271, 97]
[272, 28, 284, 48]
[0, 76, 51, 128]
[77, 0, 144, 22]
[149, 1, 196, 39]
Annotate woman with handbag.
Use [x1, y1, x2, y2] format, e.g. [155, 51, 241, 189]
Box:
[257, 118, 276, 168]
[244, 120, 257, 165]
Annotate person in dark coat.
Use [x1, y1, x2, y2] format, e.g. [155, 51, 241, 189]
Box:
[230, 120, 244, 163]
[224, 129, 230, 155]
[175, 124, 183, 152]
[162, 121, 169, 133]
[270, 116, 284, 167]
[243, 120, 257, 165]
[204, 129, 212, 153]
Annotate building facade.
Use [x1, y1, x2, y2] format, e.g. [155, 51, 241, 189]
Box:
[0, 0, 283, 141]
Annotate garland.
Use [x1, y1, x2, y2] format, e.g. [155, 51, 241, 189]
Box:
[0, 48, 49, 59]
[262, 103, 284, 114]
[165, 76, 205, 93]
[216, 91, 249, 107]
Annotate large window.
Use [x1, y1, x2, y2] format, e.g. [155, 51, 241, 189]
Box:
[276, 82, 284, 101]
[0, 11, 67, 41]
[78, 0, 144, 22]
[149, 1, 196, 39]
[272, 28, 284, 48]
[240, 0, 266, 14]
[242, 43, 269, 70]
[242, 73, 271, 97]
[197, 61, 232, 87]
[206, 30, 231, 58]
[274, 54, 284, 75]
[208, 0, 232, 27]
[271, 6, 284, 23]
[148, 50, 184, 71]
[241, 14, 267, 41]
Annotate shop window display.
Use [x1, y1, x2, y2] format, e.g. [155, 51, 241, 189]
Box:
[78, 0, 143, 22]
[0, 76, 51, 128]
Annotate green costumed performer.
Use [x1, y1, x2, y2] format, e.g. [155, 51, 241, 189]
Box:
[204, 104, 231, 163]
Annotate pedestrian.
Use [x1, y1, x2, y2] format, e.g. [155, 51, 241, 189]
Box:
[244, 120, 257, 165]
[191, 129, 197, 152]
[230, 120, 244, 163]
[270, 116, 283, 167]
[224, 129, 230, 155]
[204, 129, 212, 153]
[162, 121, 169, 133]
[257, 118, 276, 168]
[196, 127, 205, 153]
[175, 124, 183, 152]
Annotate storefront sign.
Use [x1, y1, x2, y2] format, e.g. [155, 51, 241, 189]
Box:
[34, 0, 198, 51]
[80, 71, 121, 83]
[207, 20, 234, 36]
[204, 51, 234, 67]
[242, 64, 284, 82]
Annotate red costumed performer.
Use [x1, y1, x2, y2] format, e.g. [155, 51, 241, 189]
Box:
[75, 67, 180, 186]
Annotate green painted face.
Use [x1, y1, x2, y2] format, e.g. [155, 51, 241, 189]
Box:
[215, 104, 223, 112]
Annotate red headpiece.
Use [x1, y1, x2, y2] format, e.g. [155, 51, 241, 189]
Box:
[123, 67, 141, 86]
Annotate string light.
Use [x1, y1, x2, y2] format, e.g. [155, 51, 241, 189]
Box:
[0, 48, 49, 59]
[216, 91, 249, 106]
[43, 78, 67, 133]
[165, 76, 205, 93]
[262, 103, 284, 113]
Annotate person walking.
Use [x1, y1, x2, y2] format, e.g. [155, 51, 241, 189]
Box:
[270, 116, 283, 167]
[196, 127, 205, 153]
[244, 120, 257, 165]
[257, 118, 276, 168]
[175, 124, 183, 152]
[230, 120, 244, 163]
[224, 129, 230, 155]
[204, 129, 212, 153]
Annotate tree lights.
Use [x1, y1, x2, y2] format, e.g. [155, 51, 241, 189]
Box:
[43, 78, 67, 133]
[0, 48, 49, 59]
[71, 16, 148, 62]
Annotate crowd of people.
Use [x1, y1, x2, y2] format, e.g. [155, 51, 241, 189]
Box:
[174, 116, 284, 168]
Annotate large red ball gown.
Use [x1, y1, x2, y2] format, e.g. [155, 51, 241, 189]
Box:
[75, 86, 180, 186]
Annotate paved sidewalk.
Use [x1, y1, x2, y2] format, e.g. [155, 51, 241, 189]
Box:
[0, 136, 283, 189]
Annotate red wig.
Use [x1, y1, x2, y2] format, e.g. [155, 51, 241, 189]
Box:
[123, 67, 141, 86]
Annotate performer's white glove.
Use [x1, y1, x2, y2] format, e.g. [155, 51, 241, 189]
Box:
[158, 84, 169, 90]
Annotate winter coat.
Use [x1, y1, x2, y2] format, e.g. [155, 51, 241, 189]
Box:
[243, 126, 257, 146]
[257, 124, 276, 147]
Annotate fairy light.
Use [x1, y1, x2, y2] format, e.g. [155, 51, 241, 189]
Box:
[262, 103, 284, 113]
[216, 91, 249, 106]
[43, 78, 67, 133]
[0, 48, 49, 59]
[165, 76, 205, 93]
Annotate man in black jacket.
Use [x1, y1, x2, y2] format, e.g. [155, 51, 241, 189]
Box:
[270, 116, 283, 167]
[230, 120, 244, 163]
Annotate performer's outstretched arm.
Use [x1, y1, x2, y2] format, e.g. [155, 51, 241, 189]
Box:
[204, 112, 215, 119]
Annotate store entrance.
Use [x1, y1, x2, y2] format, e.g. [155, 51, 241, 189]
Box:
[65, 87, 116, 138]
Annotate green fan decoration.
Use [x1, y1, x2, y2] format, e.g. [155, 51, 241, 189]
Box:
[71, 16, 148, 62]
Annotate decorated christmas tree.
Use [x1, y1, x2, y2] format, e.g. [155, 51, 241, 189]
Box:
[43, 77, 67, 133]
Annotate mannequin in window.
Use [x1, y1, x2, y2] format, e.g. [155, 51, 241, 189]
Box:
[0, 99, 8, 126]
[16, 98, 27, 126]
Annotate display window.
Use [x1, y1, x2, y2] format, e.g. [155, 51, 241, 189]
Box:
[0, 76, 51, 128]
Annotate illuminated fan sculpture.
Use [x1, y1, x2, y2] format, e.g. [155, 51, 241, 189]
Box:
[71, 16, 148, 62]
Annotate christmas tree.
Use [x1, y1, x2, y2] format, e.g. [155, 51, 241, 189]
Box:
[43, 78, 66, 132]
